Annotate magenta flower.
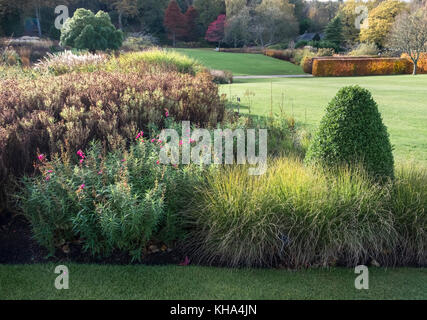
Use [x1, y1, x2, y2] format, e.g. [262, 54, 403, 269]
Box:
[121, 159, 126, 162]
[156, 160, 160, 165]
[38, 154, 45, 161]
[80, 184, 85, 190]
[77, 150, 85, 159]
[151, 138, 156, 143]
[165, 109, 169, 117]
[45, 176, 51, 181]
[79, 159, 84, 164]
[47, 170, 53, 173]
[135, 131, 144, 140]
[179, 140, 183, 146]
[98, 170, 103, 175]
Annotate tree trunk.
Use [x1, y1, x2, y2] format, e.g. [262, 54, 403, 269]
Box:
[413, 59, 418, 75]
[118, 11, 123, 30]
[35, 6, 42, 37]
[173, 32, 176, 47]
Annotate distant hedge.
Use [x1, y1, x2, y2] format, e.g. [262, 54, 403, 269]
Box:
[312, 57, 412, 77]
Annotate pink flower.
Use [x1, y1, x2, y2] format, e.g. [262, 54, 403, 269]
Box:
[135, 131, 144, 140]
[165, 109, 169, 117]
[38, 154, 45, 161]
[151, 138, 156, 143]
[156, 160, 160, 165]
[47, 170, 53, 173]
[157, 139, 163, 144]
[80, 184, 85, 190]
[77, 150, 85, 159]
[45, 176, 51, 181]
[79, 159, 84, 164]
[98, 170, 103, 175]
[179, 140, 183, 146]
[121, 159, 126, 162]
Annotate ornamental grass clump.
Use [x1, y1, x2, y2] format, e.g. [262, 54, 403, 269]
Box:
[185, 157, 426, 268]
[35, 51, 108, 75]
[305, 86, 394, 179]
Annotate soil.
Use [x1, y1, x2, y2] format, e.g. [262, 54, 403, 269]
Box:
[0, 210, 186, 265]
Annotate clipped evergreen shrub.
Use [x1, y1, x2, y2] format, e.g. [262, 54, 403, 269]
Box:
[305, 86, 394, 179]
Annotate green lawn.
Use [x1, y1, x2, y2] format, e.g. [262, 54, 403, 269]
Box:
[220, 75, 427, 164]
[172, 48, 304, 76]
[0, 264, 425, 300]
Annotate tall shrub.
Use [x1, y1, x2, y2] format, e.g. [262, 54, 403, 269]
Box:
[60, 9, 124, 52]
[305, 86, 394, 179]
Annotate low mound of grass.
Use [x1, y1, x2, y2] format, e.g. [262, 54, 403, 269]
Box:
[107, 48, 204, 75]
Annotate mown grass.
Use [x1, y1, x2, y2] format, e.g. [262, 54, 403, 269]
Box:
[221, 75, 427, 164]
[172, 48, 305, 76]
[0, 264, 425, 300]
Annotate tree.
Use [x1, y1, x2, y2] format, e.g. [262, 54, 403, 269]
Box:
[388, 8, 427, 75]
[360, 0, 407, 47]
[224, 6, 251, 47]
[337, 0, 378, 45]
[102, 0, 139, 30]
[184, 5, 199, 41]
[164, 0, 187, 46]
[251, 0, 298, 47]
[205, 14, 226, 49]
[194, 0, 225, 34]
[60, 8, 124, 52]
[324, 16, 344, 49]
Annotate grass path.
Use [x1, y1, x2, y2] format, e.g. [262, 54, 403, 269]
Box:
[0, 264, 425, 300]
[221, 75, 427, 164]
[172, 48, 305, 76]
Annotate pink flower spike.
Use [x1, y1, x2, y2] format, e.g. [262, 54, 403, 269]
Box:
[80, 184, 85, 190]
[38, 154, 45, 161]
[179, 256, 190, 266]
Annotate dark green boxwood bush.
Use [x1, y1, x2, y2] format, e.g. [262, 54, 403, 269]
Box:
[305, 86, 394, 179]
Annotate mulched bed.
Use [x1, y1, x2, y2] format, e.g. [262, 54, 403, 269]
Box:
[0, 210, 186, 265]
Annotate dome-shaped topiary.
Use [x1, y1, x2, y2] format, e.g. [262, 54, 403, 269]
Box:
[305, 85, 394, 179]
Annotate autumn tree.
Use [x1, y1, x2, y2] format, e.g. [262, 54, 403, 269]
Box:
[184, 5, 199, 41]
[205, 14, 226, 49]
[164, 0, 187, 46]
[388, 8, 427, 75]
[194, 0, 225, 34]
[360, 0, 407, 48]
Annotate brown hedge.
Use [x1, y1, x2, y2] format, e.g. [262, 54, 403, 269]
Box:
[312, 57, 413, 77]
[0, 70, 225, 209]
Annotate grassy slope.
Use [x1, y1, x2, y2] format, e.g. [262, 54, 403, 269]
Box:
[221, 75, 427, 164]
[0, 264, 425, 300]
[172, 48, 305, 76]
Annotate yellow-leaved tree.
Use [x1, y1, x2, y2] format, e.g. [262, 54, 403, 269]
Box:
[359, 0, 408, 47]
